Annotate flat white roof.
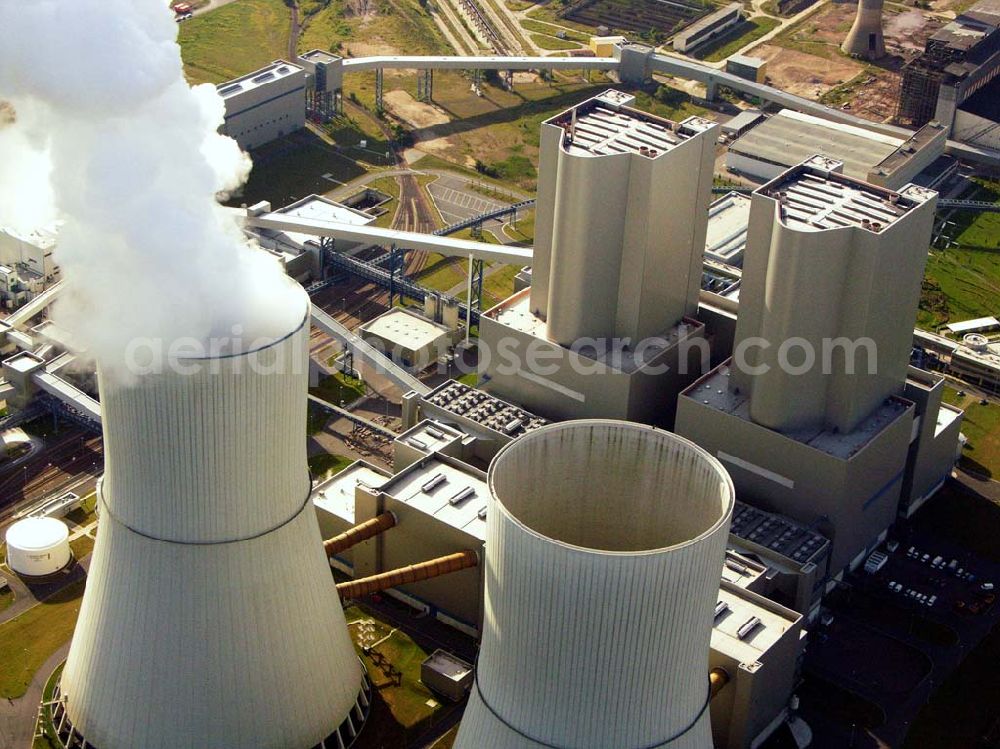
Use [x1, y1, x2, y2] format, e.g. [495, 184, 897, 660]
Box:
[946, 316, 1000, 333]
[687, 365, 911, 460]
[380, 457, 489, 541]
[396, 419, 464, 454]
[705, 192, 751, 264]
[312, 461, 390, 523]
[730, 109, 903, 179]
[218, 60, 304, 98]
[360, 308, 451, 351]
[423, 650, 473, 681]
[548, 91, 712, 158]
[4, 352, 45, 373]
[711, 584, 798, 663]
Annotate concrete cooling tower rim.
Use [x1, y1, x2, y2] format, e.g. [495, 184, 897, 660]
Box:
[486, 419, 735, 556]
[172, 283, 309, 361]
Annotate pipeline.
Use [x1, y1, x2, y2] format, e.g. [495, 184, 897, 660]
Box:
[337, 550, 479, 599]
[709, 667, 730, 699]
[324, 512, 397, 558]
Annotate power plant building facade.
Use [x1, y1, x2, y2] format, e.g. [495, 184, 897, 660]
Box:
[480, 90, 718, 425]
[676, 156, 941, 577]
[56, 289, 370, 749]
[218, 60, 307, 150]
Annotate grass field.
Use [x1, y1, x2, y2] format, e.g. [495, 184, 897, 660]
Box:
[918, 179, 1000, 330]
[179, 0, 291, 84]
[308, 452, 355, 480]
[943, 387, 1000, 478]
[311, 371, 368, 406]
[224, 129, 370, 208]
[529, 32, 582, 50]
[343, 604, 464, 746]
[298, 0, 452, 57]
[0, 579, 84, 699]
[520, 18, 590, 42]
[70, 535, 95, 562]
[693, 17, 781, 62]
[0, 586, 13, 614]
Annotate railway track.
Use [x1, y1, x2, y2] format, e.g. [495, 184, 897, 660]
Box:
[457, 0, 511, 55]
[0, 428, 104, 522]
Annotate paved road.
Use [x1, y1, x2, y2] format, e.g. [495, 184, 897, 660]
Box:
[427, 174, 508, 226]
[0, 641, 71, 749]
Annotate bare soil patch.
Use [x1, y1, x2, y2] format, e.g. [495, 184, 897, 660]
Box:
[384, 90, 452, 128]
[756, 44, 863, 98]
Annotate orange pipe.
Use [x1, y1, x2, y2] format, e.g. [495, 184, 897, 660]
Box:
[337, 550, 479, 599]
[710, 667, 730, 699]
[324, 512, 397, 557]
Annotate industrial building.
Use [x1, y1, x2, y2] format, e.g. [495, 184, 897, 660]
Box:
[359, 307, 455, 372]
[725, 57, 767, 84]
[726, 110, 946, 187]
[673, 3, 744, 53]
[298, 49, 344, 121]
[479, 90, 718, 425]
[57, 288, 371, 749]
[456, 421, 735, 749]
[309, 408, 810, 748]
[246, 195, 375, 282]
[705, 191, 751, 267]
[0, 223, 59, 310]
[951, 77, 1000, 148]
[896, 0, 1000, 130]
[218, 60, 307, 150]
[676, 156, 954, 579]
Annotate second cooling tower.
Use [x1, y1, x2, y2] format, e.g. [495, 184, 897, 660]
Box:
[456, 420, 734, 749]
[58, 288, 368, 749]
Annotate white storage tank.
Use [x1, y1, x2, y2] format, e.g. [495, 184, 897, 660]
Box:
[5, 517, 72, 577]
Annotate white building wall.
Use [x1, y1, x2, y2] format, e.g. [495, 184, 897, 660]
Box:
[61, 291, 364, 749]
[219, 63, 307, 150]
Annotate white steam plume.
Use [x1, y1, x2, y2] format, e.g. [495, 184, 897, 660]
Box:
[0, 0, 301, 373]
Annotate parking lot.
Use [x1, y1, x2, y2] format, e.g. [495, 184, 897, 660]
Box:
[799, 518, 1000, 748]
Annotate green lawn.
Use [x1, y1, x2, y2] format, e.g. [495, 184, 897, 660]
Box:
[0, 587, 14, 615]
[943, 387, 1000, 479]
[70, 535, 95, 562]
[693, 17, 781, 62]
[311, 371, 367, 406]
[0, 579, 84, 699]
[224, 129, 370, 209]
[308, 452, 355, 480]
[344, 604, 461, 745]
[520, 18, 590, 42]
[299, 0, 453, 57]
[918, 179, 1000, 330]
[179, 0, 292, 84]
[530, 32, 582, 50]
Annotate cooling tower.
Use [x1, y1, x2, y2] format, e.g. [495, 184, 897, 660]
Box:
[842, 0, 885, 59]
[456, 420, 734, 749]
[57, 287, 368, 749]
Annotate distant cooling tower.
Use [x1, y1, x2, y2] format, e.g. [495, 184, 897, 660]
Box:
[457, 420, 734, 749]
[56, 287, 369, 749]
[842, 0, 885, 59]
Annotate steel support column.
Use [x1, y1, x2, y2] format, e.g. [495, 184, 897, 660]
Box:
[375, 68, 384, 113]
